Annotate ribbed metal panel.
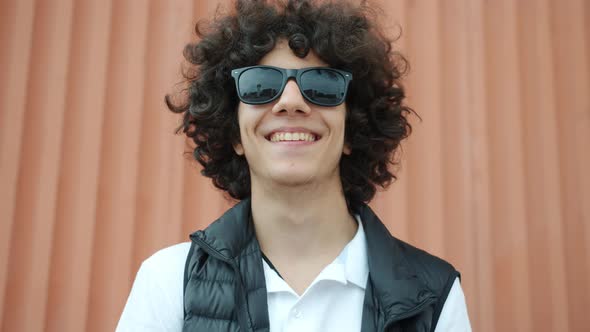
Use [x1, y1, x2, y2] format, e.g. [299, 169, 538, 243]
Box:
[0, 0, 588, 331]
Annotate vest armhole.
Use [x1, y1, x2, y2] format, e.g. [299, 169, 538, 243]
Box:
[429, 270, 461, 332]
[183, 241, 196, 318]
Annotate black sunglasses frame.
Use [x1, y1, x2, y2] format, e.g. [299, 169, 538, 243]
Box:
[231, 65, 353, 107]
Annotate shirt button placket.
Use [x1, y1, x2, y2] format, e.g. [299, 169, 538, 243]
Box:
[285, 307, 304, 332]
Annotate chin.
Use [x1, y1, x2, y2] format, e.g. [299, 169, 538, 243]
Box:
[265, 165, 318, 187]
[250, 159, 340, 189]
[272, 176, 316, 188]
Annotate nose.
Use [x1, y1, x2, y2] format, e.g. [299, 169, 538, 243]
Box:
[271, 79, 311, 115]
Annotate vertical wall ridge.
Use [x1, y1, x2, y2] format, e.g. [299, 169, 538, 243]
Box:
[0, 0, 36, 325]
[85, 1, 151, 330]
[465, 1, 495, 330]
[44, 0, 113, 331]
[517, 0, 570, 331]
[439, 0, 477, 329]
[404, 0, 445, 255]
[550, 0, 590, 330]
[1, 0, 75, 331]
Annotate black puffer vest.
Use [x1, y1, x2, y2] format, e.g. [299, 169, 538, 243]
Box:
[183, 199, 460, 331]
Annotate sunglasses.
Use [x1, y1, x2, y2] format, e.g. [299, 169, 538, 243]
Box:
[231, 65, 353, 107]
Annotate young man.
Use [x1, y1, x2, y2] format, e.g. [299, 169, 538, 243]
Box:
[117, 0, 471, 331]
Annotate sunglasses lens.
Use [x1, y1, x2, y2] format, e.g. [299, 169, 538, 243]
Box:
[238, 67, 283, 104]
[300, 69, 347, 106]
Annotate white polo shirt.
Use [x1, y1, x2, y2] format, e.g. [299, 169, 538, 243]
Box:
[116, 219, 471, 331]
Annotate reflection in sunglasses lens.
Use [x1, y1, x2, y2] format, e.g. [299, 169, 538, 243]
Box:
[240, 68, 282, 103]
[238, 67, 347, 106]
[301, 69, 345, 106]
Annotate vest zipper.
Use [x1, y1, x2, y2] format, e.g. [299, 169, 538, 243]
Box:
[382, 297, 437, 331]
[191, 237, 252, 332]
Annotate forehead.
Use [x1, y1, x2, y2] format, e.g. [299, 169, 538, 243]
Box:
[258, 39, 328, 69]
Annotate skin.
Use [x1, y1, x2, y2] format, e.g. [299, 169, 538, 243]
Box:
[233, 39, 358, 295]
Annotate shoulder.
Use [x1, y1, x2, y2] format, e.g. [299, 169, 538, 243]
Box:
[134, 242, 192, 295]
[126, 242, 193, 308]
[357, 204, 459, 289]
[392, 239, 464, 327]
[142, 242, 192, 269]
[390, 236, 461, 300]
[116, 242, 192, 331]
[397, 238, 459, 283]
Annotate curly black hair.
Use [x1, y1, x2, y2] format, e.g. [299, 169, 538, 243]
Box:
[166, 0, 417, 209]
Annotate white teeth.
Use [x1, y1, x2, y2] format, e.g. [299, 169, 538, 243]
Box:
[269, 132, 317, 142]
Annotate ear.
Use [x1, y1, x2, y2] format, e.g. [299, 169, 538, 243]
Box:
[343, 143, 351, 155]
[233, 142, 244, 156]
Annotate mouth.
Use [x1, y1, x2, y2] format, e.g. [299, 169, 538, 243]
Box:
[264, 128, 322, 143]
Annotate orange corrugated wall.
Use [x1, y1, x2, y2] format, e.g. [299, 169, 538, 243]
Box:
[1, 0, 588, 331]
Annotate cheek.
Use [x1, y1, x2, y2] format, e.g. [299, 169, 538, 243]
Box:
[237, 106, 252, 137]
[332, 109, 348, 139]
[233, 107, 247, 155]
[334, 109, 350, 154]
[235, 105, 264, 152]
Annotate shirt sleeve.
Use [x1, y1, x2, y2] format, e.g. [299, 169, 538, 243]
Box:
[115, 243, 190, 332]
[433, 277, 472, 332]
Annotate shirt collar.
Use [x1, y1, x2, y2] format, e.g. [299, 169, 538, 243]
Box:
[343, 214, 369, 289]
[263, 214, 369, 293]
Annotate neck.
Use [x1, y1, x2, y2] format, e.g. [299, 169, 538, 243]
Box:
[250, 176, 357, 267]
